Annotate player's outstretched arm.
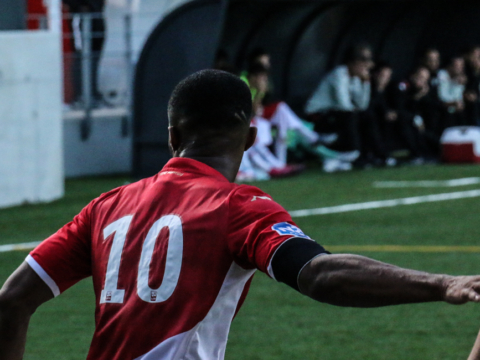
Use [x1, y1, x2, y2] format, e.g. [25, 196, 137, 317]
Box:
[468, 329, 480, 360]
[297, 254, 480, 307]
[0, 262, 54, 360]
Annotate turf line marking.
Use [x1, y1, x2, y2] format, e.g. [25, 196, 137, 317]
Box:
[327, 245, 480, 253]
[289, 189, 480, 218]
[2, 242, 480, 254]
[373, 177, 480, 188]
[2, 189, 480, 254]
[0, 241, 41, 253]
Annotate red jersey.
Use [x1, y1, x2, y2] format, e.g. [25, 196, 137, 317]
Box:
[27, 158, 311, 360]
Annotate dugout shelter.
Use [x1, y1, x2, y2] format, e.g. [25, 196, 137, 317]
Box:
[133, 0, 480, 178]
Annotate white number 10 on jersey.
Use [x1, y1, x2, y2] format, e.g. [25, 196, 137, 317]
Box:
[100, 214, 183, 304]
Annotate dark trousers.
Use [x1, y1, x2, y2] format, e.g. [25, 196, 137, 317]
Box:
[309, 110, 390, 159]
[359, 110, 389, 159]
[309, 111, 362, 152]
[72, 15, 106, 103]
[464, 100, 479, 126]
[440, 109, 468, 131]
[395, 113, 437, 158]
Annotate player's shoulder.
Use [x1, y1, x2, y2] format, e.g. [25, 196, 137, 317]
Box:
[230, 183, 272, 200]
[228, 184, 286, 213]
[89, 178, 146, 210]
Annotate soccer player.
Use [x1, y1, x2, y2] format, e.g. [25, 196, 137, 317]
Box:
[1, 69, 480, 360]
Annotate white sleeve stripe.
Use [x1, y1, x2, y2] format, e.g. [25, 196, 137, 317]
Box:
[25, 255, 61, 297]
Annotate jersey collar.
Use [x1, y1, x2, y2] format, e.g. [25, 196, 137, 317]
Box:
[161, 157, 230, 183]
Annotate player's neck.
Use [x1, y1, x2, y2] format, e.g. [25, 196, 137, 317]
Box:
[178, 154, 240, 183]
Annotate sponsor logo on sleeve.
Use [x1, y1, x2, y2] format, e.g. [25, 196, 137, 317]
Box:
[272, 222, 311, 239]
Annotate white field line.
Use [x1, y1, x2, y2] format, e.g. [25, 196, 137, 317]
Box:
[374, 177, 480, 188]
[3, 189, 480, 253]
[0, 241, 41, 253]
[327, 245, 480, 253]
[3, 241, 480, 254]
[289, 189, 480, 218]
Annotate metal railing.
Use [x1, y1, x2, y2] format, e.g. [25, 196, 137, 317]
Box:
[27, 11, 135, 140]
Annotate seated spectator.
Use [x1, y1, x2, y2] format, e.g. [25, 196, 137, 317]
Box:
[463, 45, 480, 126]
[242, 47, 276, 104]
[241, 62, 358, 175]
[364, 62, 423, 164]
[237, 116, 305, 182]
[437, 55, 468, 128]
[305, 43, 377, 165]
[214, 48, 238, 74]
[394, 66, 441, 159]
[421, 48, 442, 93]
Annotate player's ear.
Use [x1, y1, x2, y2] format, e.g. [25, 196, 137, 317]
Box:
[168, 126, 181, 155]
[245, 126, 257, 151]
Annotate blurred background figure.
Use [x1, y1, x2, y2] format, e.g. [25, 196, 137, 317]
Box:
[304, 43, 379, 166]
[437, 55, 467, 128]
[241, 49, 358, 175]
[463, 45, 480, 126]
[238, 62, 306, 181]
[421, 48, 441, 93]
[63, 0, 106, 107]
[214, 48, 238, 74]
[394, 66, 440, 161]
[363, 62, 410, 165]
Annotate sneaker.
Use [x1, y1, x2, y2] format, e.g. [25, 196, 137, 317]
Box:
[317, 133, 338, 145]
[335, 150, 360, 162]
[269, 164, 305, 178]
[409, 157, 425, 166]
[336, 161, 353, 171]
[236, 170, 270, 182]
[323, 159, 352, 173]
[236, 171, 256, 182]
[385, 157, 397, 167]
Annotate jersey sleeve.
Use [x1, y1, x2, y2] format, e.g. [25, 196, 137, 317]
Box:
[26, 201, 94, 296]
[227, 185, 314, 277]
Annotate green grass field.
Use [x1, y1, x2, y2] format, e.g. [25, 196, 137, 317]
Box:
[1, 164, 480, 359]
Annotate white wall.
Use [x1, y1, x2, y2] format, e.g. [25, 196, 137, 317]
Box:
[98, 0, 192, 104]
[63, 114, 132, 177]
[0, 31, 64, 208]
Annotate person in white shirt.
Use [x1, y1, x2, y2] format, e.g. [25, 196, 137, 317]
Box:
[305, 44, 374, 166]
[437, 55, 467, 129]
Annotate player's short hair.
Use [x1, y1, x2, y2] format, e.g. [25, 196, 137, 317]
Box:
[168, 69, 252, 133]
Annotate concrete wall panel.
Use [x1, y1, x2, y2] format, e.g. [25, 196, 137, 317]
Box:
[0, 31, 63, 208]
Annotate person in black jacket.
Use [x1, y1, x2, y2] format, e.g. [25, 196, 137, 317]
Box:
[420, 48, 441, 96]
[360, 62, 395, 166]
[393, 66, 441, 160]
[464, 45, 480, 126]
[366, 62, 427, 163]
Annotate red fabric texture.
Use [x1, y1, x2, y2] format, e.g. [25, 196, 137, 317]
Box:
[30, 158, 304, 360]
